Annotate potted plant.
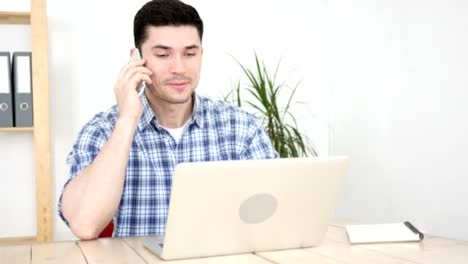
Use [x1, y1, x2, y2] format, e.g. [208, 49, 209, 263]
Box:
[225, 53, 318, 158]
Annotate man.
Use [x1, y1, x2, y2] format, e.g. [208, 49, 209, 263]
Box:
[59, 0, 277, 240]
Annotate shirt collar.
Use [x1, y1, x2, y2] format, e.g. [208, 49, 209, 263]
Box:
[137, 94, 156, 132]
[190, 93, 204, 128]
[136, 92, 204, 132]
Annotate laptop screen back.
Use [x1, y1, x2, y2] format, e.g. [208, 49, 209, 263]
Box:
[151, 157, 349, 260]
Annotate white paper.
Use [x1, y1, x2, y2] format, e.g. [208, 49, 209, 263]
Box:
[346, 223, 422, 244]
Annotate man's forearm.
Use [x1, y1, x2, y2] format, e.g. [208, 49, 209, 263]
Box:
[61, 117, 138, 239]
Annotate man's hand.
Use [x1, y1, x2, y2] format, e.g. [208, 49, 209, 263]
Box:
[114, 58, 153, 121]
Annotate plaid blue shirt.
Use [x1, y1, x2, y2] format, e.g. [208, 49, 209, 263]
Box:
[58, 93, 277, 237]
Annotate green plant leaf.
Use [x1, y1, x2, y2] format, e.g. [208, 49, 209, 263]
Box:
[223, 53, 318, 157]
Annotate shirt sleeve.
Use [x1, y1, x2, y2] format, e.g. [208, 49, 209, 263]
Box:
[239, 117, 279, 160]
[57, 118, 108, 226]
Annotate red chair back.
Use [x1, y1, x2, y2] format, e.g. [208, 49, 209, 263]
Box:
[98, 221, 114, 238]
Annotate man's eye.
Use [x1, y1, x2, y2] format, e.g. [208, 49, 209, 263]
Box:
[186, 53, 196, 57]
[156, 54, 168, 58]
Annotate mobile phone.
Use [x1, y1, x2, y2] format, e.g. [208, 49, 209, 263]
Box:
[130, 49, 146, 96]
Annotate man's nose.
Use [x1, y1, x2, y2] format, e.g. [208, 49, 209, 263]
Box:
[170, 55, 186, 74]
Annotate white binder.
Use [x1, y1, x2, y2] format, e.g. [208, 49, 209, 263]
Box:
[12, 52, 33, 127]
[0, 52, 14, 127]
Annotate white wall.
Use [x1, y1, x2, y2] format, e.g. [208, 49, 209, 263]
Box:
[0, 0, 329, 240]
[331, 0, 468, 240]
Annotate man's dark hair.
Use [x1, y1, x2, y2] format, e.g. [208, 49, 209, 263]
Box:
[134, 0, 204, 49]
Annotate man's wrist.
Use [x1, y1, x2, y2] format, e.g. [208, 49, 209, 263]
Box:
[116, 116, 139, 131]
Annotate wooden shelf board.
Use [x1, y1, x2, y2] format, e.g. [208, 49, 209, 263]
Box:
[0, 11, 31, 25]
[0, 127, 34, 132]
[0, 236, 36, 246]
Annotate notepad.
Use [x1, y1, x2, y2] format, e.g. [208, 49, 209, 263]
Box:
[346, 221, 424, 244]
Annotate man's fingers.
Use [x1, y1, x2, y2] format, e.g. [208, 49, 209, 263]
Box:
[122, 65, 152, 80]
[118, 59, 147, 81]
[134, 66, 152, 76]
[128, 59, 146, 68]
[122, 66, 152, 84]
[131, 73, 153, 87]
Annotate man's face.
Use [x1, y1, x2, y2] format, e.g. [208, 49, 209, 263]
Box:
[141, 25, 202, 105]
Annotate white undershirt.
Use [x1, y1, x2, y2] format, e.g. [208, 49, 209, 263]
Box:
[160, 119, 190, 144]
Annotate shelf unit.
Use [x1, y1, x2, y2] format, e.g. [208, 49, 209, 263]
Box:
[0, 0, 52, 243]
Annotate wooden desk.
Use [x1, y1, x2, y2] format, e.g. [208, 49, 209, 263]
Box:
[1, 223, 468, 264]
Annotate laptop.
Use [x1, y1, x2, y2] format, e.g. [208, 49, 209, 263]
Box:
[143, 156, 349, 260]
